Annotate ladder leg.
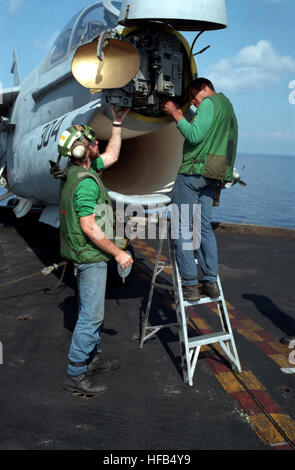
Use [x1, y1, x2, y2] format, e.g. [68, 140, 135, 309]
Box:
[139, 237, 165, 348]
[216, 278, 242, 373]
[190, 346, 201, 381]
[168, 229, 194, 386]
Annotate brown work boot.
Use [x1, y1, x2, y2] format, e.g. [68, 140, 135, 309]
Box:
[182, 285, 201, 302]
[63, 373, 107, 396]
[200, 281, 220, 298]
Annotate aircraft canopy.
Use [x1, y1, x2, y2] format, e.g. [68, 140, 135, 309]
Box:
[42, 1, 122, 70]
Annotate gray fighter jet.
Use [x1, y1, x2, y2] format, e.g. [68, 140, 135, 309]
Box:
[0, 0, 228, 229]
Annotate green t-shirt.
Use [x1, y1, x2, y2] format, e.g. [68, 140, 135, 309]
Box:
[73, 156, 105, 217]
[176, 97, 214, 145]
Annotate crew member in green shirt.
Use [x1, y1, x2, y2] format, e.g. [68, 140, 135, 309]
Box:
[58, 106, 133, 396]
[163, 78, 238, 302]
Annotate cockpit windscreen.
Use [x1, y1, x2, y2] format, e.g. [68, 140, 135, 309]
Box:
[46, 1, 122, 68]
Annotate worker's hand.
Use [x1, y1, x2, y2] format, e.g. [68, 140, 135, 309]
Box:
[162, 101, 183, 122]
[111, 105, 130, 124]
[162, 100, 179, 115]
[115, 249, 133, 270]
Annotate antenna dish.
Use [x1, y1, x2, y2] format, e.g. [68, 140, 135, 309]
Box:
[72, 39, 140, 89]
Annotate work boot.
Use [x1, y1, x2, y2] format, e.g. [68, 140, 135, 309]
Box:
[87, 354, 120, 377]
[63, 373, 107, 396]
[200, 281, 220, 298]
[182, 285, 201, 302]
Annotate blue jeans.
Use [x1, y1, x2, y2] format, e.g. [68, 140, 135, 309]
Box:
[67, 261, 107, 376]
[171, 174, 218, 286]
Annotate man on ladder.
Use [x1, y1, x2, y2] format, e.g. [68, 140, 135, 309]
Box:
[163, 78, 238, 302]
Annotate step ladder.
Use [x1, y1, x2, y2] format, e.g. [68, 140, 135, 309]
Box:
[139, 221, 242, 386]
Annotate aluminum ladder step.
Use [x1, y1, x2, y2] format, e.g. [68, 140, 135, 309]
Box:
[188, 332, 232, 348]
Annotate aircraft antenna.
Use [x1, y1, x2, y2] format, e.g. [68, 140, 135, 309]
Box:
[10, 49, 21, 87]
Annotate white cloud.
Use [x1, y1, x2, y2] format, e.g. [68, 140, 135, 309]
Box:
[8, 0, 24, 15]
[239, 128, 295, 144]
[205, 40, 295, 91]
[259, 129, 295, 140]
[263, 0, 286, 3]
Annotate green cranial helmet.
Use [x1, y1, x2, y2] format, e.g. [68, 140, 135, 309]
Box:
[58, 125, 96, 158]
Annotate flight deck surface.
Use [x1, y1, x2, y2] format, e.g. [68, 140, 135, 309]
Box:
[0, 209, 294, 453]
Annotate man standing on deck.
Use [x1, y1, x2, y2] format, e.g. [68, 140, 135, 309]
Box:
[58, 106, 133, 396]
[163, 78, 238, 302]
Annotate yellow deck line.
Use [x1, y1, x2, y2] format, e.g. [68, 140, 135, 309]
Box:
[132, 238, 295, 448]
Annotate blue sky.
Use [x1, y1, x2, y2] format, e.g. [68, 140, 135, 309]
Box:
[0, 0, 294, 156]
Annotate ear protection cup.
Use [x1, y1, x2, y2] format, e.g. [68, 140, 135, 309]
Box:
[71, 127, 92, 159]
[71, 141, 88, 159]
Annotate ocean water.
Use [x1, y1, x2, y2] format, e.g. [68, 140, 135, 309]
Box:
[1, 153, 295, 229]
[212, 153, 295, 229]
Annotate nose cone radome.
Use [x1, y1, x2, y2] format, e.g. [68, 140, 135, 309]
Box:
[118, 0, 228, 31]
